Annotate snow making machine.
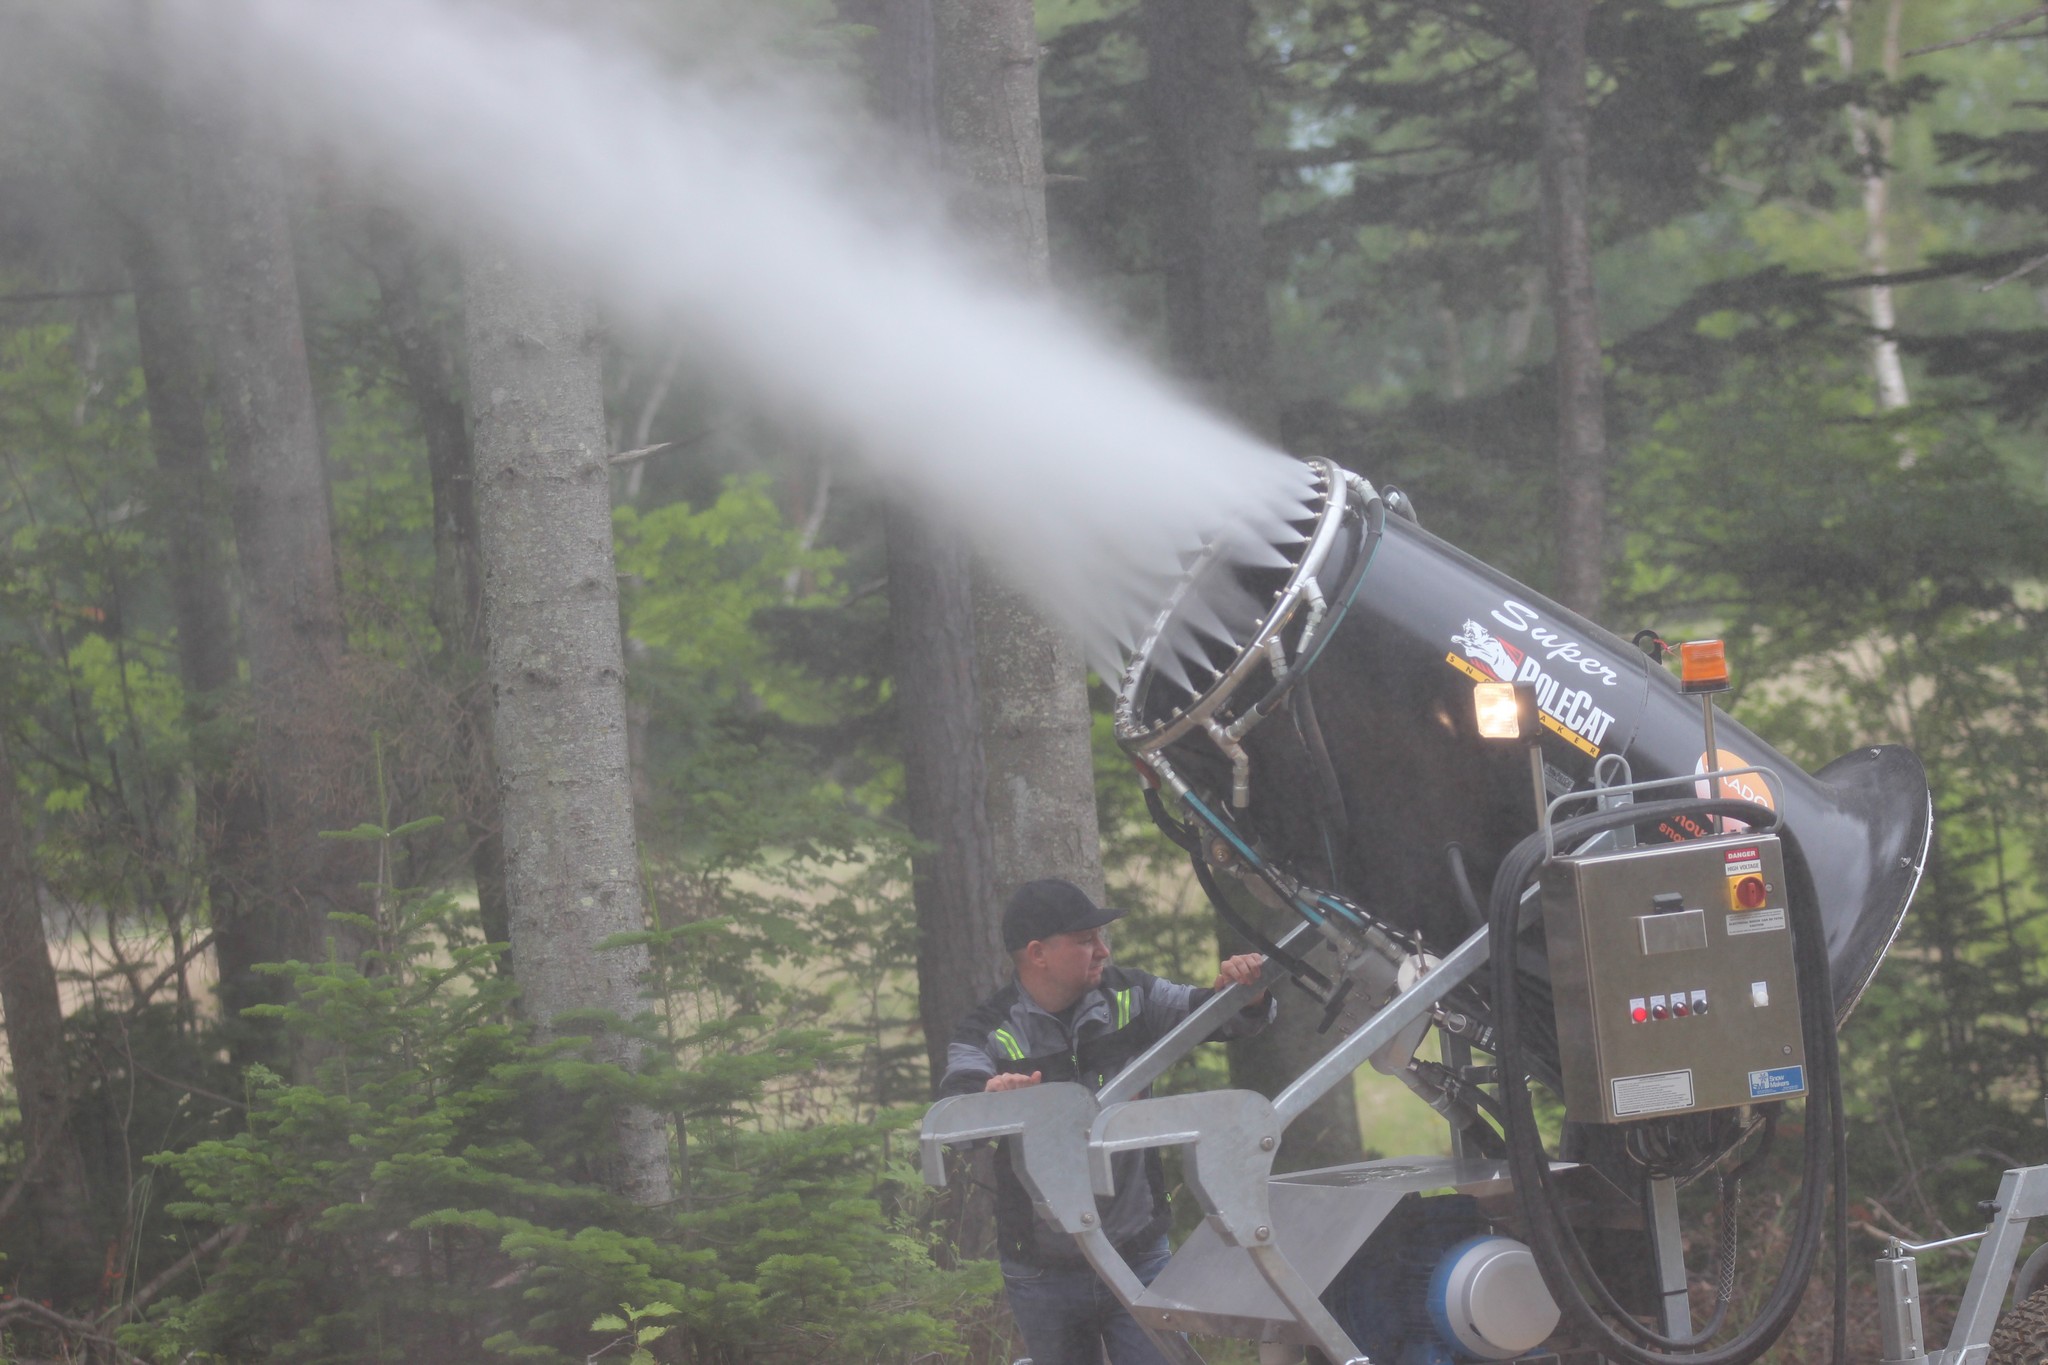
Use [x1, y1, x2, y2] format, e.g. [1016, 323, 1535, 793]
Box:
[922, 458, 2048, 1365]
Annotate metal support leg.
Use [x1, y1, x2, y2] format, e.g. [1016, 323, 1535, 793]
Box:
[1647, 1175, 1691, 1338]
[1092, 1090, 1370, 1365]
[921, 1084, 1208, 1365]
[1935, 1163, 2048, 1365]
[1874, 1250, 1928, 1365]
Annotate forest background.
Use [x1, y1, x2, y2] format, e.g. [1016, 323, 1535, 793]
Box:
[0, 0, 2044, 1361]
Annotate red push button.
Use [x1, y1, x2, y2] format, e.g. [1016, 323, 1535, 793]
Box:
[1672, 996, 1690, 1017]
[1630, 998, 1648, 1023]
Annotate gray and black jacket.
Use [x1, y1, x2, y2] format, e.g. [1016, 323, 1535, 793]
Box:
[937, 964, 1275, 1268]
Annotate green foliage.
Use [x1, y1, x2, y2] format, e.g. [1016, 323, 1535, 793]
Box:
[617, 473, 845, 718]
[588, 1300, 678, 1365]
[1613, 334, 2048, 1247]
[617, 473, 893, 870]
[121, 813, 988, 1364]
[324, 364, 441, 651]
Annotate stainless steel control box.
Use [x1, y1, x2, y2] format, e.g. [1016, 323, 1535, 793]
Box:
[1541, 833, 1806, 1125]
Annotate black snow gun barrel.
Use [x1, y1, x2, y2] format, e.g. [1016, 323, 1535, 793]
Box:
[1112, 455, 1931, 1027]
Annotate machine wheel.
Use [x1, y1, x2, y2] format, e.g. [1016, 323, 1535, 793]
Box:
[1990, 1285, 2048, 1365]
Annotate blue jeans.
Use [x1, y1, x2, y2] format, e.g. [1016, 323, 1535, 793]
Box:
[1000, 1235, 1177, 1365]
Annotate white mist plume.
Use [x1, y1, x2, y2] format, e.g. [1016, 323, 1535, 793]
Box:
[162, 0, 1317, 675]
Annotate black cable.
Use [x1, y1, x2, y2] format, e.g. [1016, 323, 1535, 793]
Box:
[1409, 1058, 1509, 1158]
[1445, 842, 1486, 935]
[1791, 829, 1851, 1365]
[1446, 840, 1568, 1094]
[1501, 801, 1833, 1359]
[1143, 784, 1331, 990]
[1504, 806, 1820, 1352]
[1489, 797, 1840, 1365]
[1632, 1114, 1772, 1342]
[1142, 786, 1201, 853]
[1293, 679, 1354, 892]
[1185, 847, 1332, 993]
[1681, 1161, 1753, 1345]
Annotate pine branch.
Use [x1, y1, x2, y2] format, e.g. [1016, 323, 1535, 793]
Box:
[1980, 250, 2048, 291]
[98, 1223, 250, 1326]
[0, 1296, 151, 1363]
[1903, 5, 2048, 57]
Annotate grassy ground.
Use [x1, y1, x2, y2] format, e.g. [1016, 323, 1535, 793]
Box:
[1354, 1062, 1456, 1160]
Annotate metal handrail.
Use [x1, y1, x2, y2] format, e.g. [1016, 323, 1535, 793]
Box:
[1542, 765, 1786, 861]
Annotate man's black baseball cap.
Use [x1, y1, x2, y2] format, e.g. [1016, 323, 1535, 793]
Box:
[1002, 878, 1124, 952]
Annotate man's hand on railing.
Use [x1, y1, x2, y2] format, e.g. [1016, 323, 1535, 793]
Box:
[984, 1070, 1042, 1093]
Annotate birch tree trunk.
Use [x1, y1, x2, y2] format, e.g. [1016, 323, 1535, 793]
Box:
[1837, 0, 1913, 419]
[182, 88, 373, 1061]
[0, 731, 99, 1301]
[1530, 0, 1610, 621]
[1142, 0, 1363, 1172]
[464, 244, 672, 1207]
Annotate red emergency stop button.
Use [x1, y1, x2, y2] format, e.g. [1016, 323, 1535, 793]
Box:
[1731, 874, 1768, 910]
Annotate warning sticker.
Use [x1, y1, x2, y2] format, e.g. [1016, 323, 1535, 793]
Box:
[1612, 1070, 1695, 1117]
[1727, 908, 1788, 936]
[1748, 1066, 1806, 1099]
[1723, 857, 1763, 877]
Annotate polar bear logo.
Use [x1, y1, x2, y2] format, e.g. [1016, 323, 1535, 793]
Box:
[1452, 620, 1523, 683]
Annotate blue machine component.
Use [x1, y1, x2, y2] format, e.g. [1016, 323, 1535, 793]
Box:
[1323, 1194, 1491, 1365]
[1428, 1235, 1500, 1355]
[1323, 1194, 1559, 1363]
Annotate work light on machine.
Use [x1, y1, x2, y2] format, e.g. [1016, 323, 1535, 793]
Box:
[1473, 680, 1539, 741]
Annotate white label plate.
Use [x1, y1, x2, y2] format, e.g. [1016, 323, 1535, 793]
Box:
[1727, 907, 1788, 936]
[1612, 1069, 1695, 1116]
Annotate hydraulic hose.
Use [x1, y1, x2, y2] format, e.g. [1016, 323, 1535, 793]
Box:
[1145, 785, 1336, 993]
[1488, 798, 1844, 1365]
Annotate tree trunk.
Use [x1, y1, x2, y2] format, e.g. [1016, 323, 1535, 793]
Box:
[866, 0, 1013, 1094]
[109, 58, 268, 1053]
[1142, 0, 1280, 440]
[1530, 0, 1609, 621]
[887, 506, 1005, 1083]
[1141, 0, 1363, 1173]
[0, 731, 99, 1302]
[1837, 0, 1913, 421]
[363, 207, 511, 956]
[464, 242, 672, 1207]
[181, 87, 373, 1056]
[926, 1, 1108, 911]
[973, 584, 1103, 904]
